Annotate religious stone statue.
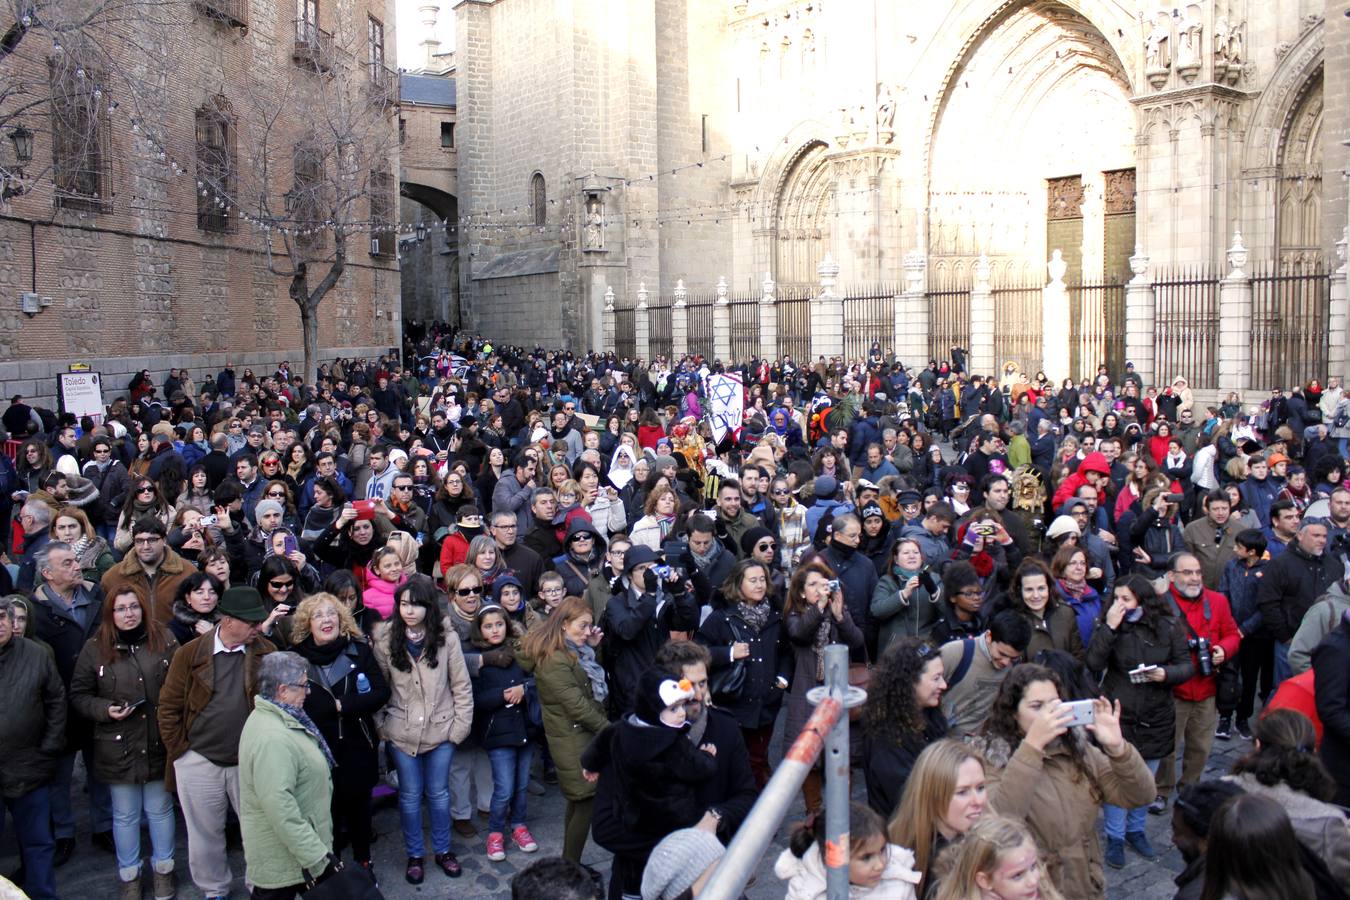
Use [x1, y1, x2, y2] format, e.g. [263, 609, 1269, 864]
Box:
[1047, 249, 1067, 284]
[1177, 7, 1203, 75]
[876, 83, 896, 141]
[1144, 12, 1171, 72]
[584, 198, 605, 250]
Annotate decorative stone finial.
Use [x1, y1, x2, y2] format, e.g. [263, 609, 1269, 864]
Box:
[1226, 228, 1248, 278]
[603, 286, 615, 311]
[673, 278, 687, 306]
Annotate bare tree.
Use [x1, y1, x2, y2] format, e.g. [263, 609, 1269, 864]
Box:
[226, 14, 399, 386]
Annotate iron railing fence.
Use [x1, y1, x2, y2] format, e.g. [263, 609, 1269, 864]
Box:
[1250, 261, 1329, 391]
[1152, 266, 1220, 391]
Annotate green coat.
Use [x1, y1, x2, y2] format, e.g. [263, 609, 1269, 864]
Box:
[533, 649, 609, 802]
[238, 698, 333, 889]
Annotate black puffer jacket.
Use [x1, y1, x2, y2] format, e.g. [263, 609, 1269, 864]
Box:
[69, 627, 180, 783]
[696, 603, 791, 730]
[0, 636, 66, 798]
[471, 655, 531, 750]
[1085, 613, 1193, 760]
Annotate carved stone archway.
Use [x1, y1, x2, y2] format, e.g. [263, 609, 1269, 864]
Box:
[1275, 73, 1323, 267]
[772, 141, 833, 286]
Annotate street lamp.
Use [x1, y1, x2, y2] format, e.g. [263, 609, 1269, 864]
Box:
[10, 126, 33, 163]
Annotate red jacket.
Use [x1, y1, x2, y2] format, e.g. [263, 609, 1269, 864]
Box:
[637, 424, 666, 451]
[1168, 585, 1241, 703]
[1052, 450, 1111, 510]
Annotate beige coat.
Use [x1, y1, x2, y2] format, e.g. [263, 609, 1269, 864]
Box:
[979, 737, 1156, 900]
[371, 617, 473, 756]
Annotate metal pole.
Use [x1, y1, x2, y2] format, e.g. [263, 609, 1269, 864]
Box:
[699, 645, 866, 900]
[697, 695, 842, 900]
[822, 643, 851, 899]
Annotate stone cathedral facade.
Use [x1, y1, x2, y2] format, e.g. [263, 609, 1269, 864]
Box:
[454, 0, 1344, 365]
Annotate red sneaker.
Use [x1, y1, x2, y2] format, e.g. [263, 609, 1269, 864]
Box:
[486, 832, 506, 862]
[511, 825, 539, 853]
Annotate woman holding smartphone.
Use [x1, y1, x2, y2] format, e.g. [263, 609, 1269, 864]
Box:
[1084, 573, 1193, 869]
[69, 587, 181, 900]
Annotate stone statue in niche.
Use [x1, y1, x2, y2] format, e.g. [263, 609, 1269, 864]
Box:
[876, 83, 896, 144]
[1176, 5, 1203, 82]
[1048, 249, 1067, 284]
[1144, 12, 1171, 88]
[583, 198, 605, 251]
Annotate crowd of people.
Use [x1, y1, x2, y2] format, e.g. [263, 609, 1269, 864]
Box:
[0, 323, 1348, 900]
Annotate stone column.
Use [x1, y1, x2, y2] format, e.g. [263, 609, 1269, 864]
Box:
[811, 254, 844, 361]
[602, 286, 616, 352]
[671, 279, 689, 359]
[1124, 245, 1157, 389]
[970, 255, 995, 377]
[894, 251, 928, 368]
[635, 282, 651, 364]
[713, 276, 732, 363]
[1217, 229, 1253, 395]
[1329, 228, 1349, 384]
[759, 273, 778, 362]
[1042, 250, 1070, 384]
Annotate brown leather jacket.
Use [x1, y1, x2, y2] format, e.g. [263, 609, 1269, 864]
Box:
[156, 627, 275, 792]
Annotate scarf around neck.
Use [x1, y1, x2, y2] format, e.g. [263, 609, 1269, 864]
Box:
[273, 698, 337, 769]
[737, 599, 771, 633]
[568, 639, 609, 702]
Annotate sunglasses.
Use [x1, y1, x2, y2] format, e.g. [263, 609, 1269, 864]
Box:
[269, 580, 295, 590]
[137, 486, 156, 494]
[771, 488, 790, 495]
[266, 491, 287, 498]
[756, 542, 777, 551]
[455, 587, 483, 597]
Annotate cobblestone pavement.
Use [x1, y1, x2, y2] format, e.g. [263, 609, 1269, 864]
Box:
[1, 728, 1249, 899]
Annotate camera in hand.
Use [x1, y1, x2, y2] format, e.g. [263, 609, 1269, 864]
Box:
[826, 579, 841, 594]
[918, 566, 941, 595]
[1188, 636, 1214, 677]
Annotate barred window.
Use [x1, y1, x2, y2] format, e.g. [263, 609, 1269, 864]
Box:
[291, 143, 326, 254]
[195, 97, 235, 232]
[531, 172, 546, 226]
[369, 169, 394, 257]
[51, 61, 111, 211]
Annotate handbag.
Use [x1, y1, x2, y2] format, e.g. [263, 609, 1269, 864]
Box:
[302, 856, 383, 900]
[708, 617, 748, 704]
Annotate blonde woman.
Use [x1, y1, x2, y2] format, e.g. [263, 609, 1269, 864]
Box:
[889, 739, 991, 898]
[289, 593, 390, 877]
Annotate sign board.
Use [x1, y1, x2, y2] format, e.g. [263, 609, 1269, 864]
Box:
[59, 371, 105, 423]
[68, 362, 91, 373]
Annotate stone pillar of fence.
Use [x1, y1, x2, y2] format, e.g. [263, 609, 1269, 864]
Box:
[635, 282, 651, 363]
[602, 286, 616, 352]
[894, 251, 928, 368]
[1042, 250, 1070, 384]
[1329, 228, 1349, 384]
[671, 279, 689, 359]
[714, 276, 732, 362]
[760, 273, 778, 361]
[1124, 245, 1157, 389]
[811, 254, 844, 360]
[969, 255, 995, 377]
[1217, 229, 1253, 396]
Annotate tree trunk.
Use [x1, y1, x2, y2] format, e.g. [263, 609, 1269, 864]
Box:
[301, 302, 319, 388]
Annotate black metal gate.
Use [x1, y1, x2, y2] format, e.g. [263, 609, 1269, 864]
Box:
[614, 306, 635, 360]
[1251, 261, 1329, 390]
[991, 283, 1043, 376]
[1068, 280, 1126, 382]
[927, 278, 971, 367]
[842, 284, 896, 362]
[1152, 266, 1219, 390]
[777, 284, 813, 363]
[729, 292, 761, 362]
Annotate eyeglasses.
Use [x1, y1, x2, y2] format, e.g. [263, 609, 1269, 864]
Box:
[93, 447, 111, 455]
[491, 523, 517, 530]
[132, 536, 163, 546]
[268, 579, 295, 590]
[393, 484, 413, 491]
[755, 542, 777, 551]
[112, 605, 141, 615]
[455, 586, 483, 597]
[137, 486, 156, 495]
[771, 488, 790, 496]
[266, 491, 287, 499]
[540, 587, 565, 595]
[564, 406, 576, 411]
[285, 681, 313, 694]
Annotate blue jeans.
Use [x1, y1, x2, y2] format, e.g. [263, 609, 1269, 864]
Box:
[389, 742, 454, 858]
[486, 745, 534, 834]
[51, 747, 113, 837]
[1273, 641, 1292, 688]
[1103, 758, 1161, 840]
[1, 784, 57, 900]
[109, 780, 176, 879]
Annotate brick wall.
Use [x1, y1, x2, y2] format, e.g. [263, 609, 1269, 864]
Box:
[0, 0, 400, 387]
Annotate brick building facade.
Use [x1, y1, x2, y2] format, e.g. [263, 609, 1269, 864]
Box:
[0, 0, 401, 409]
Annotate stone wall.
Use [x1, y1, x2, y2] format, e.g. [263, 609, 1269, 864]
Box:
[468, 272, 560, 345]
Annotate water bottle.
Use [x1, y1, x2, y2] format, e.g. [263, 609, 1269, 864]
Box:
[356, 672, 371, 694]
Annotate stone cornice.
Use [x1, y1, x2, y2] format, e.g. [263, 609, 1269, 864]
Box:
[1131, 82, 1255, 108]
